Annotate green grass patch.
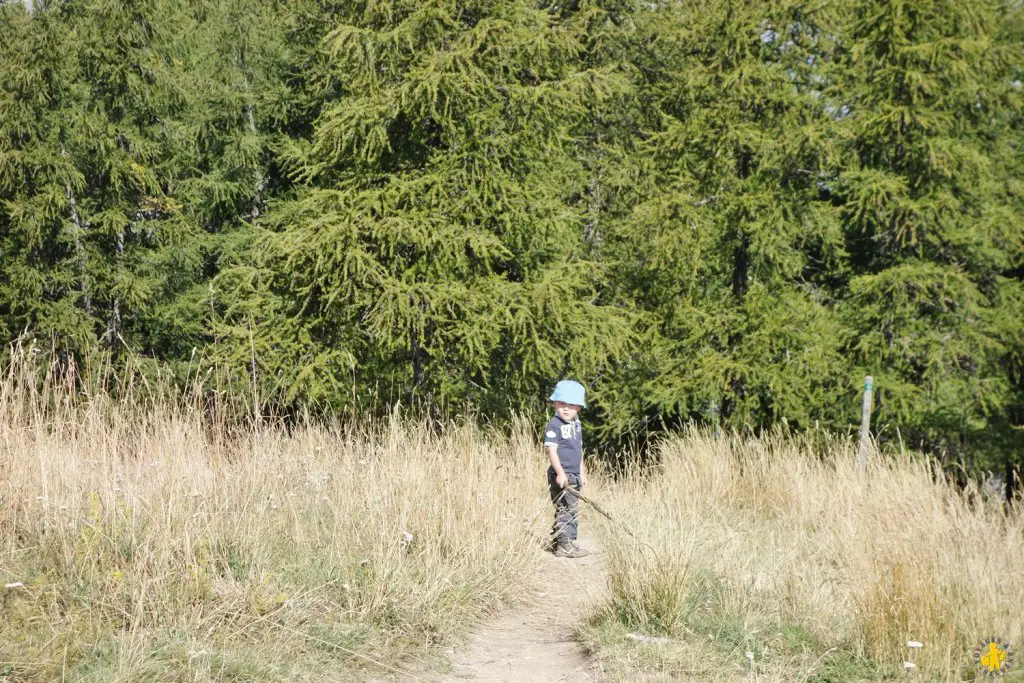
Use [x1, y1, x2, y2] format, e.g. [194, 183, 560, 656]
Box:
[582, 566, 883, 682]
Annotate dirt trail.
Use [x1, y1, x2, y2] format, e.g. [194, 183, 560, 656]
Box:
[439, 532, 607, 683]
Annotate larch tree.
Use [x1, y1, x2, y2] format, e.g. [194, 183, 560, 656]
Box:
[832, 0, 1024, 468]
[216, 0, 635, 415]
[603, 0, 850, 437]
[0, 0, 291, 383]
[0, 3, 98, 352]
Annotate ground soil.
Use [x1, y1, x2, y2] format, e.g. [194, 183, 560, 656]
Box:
[438, 531, 607, 683]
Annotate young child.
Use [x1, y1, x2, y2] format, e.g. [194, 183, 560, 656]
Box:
[542, 380, 590, 558]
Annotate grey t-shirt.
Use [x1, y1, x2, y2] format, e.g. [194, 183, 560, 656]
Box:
[542, 415, 583, 474]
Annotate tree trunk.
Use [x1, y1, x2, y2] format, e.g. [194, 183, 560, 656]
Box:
[103, 229, 123, 351]
[65, 180, 92, 316]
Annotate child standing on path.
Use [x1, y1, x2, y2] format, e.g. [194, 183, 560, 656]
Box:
[543, 380, 591, 559]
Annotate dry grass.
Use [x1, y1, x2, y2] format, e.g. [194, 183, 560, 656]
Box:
[0, 359, 552, 681]
[5, 353, 1023, 682]
[585, 429, 1024, 682]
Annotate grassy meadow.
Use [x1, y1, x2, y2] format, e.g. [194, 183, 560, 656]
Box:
[583, 431, 1024, 682]
[0, 362, 550, 681]
[2, 360, 1022, 681]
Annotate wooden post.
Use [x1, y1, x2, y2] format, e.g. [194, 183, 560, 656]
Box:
[858, 375, 873, 484]
[709, 398, 720, 437]
[248, 321, 260, 425]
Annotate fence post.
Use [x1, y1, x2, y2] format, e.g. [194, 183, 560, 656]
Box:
[709, 398, 720, 437]
[858, 375, 873, 484]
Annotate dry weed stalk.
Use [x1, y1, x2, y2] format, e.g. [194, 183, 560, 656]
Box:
[597, 428, 1024, 680]
[0, 351, 549, 680]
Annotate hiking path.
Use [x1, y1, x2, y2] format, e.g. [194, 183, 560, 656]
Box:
[439, 531, 607, 683]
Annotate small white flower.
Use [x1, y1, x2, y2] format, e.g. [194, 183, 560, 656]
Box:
[402, 531, 414, 544]
[903, 661, 916, 669]
[907, 641, 923, 648]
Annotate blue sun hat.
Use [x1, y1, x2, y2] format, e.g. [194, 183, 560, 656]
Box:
[548, 380, 586, 408]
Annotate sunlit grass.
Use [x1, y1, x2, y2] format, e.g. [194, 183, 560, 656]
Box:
[583, 429, 1024, 682]
[5, 352, 1022, 682]
[0, 355, 551, 681]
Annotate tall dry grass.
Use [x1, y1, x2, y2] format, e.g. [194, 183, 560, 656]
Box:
[0, 357, 552, 681]
[590, 429, 1024, 681]
[7, 351, 1021, 681]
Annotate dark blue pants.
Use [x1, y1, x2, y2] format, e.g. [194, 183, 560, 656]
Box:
[548, 470, 581, 545]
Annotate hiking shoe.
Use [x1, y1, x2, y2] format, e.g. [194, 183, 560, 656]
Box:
[570, 540, 592, 554]
[554, 544, 591, 559]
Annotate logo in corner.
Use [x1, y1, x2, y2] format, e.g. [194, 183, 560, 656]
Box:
[974, 637, 1013, 676]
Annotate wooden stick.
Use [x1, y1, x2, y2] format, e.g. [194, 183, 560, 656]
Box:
[561, 486, 658, 555]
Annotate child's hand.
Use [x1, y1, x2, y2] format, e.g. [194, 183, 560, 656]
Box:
[578, 473, 586, 489]
[556, 472, 568, 489]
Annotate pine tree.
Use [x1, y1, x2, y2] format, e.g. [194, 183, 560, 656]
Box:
[152, 0, 294, 372]
[0, 0, 210, 366]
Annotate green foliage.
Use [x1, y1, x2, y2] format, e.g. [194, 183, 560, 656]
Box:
[0, 0, 1021, 471]
[832, 0, 1024, 463]
[0, 0, 289, 372]
[213, 0, 636, 415]
[601, 0, 851, 436]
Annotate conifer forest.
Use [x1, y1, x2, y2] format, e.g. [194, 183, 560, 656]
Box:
[1, 0, 1022, 477]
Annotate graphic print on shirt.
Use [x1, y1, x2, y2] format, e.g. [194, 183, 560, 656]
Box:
[560, 424, 573, 439]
